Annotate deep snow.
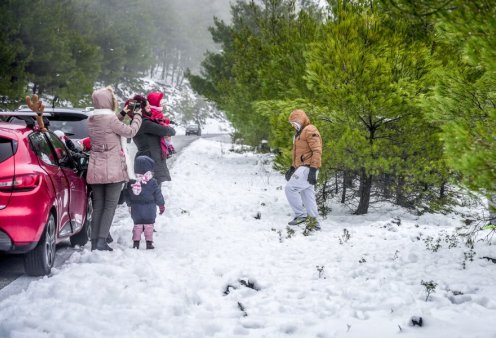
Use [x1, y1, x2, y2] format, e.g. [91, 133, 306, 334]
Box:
[0, 137, 495, 338]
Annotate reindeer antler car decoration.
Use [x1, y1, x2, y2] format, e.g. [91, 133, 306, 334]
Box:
[25, 94, 47, 132]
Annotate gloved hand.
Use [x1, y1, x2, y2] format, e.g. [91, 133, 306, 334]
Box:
[159, 205, 165, 215]
[285, 166, 296, 181]
[307, 167, 318, 185]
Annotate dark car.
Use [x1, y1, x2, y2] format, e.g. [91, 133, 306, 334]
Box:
[6, 107, 90, 145]
[0, 111, 92, 276]
[185, 124, 201, 136]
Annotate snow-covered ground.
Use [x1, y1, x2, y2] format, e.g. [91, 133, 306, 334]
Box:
[0, 137, 495, 338]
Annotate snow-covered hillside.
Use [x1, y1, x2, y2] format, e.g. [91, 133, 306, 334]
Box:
[115, 77, 233, 135]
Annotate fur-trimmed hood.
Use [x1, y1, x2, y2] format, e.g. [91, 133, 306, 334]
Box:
[288, 109, 310, 127]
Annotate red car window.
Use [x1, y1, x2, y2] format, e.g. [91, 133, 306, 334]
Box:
[45, 132, 72, 168]
[29, 132, 57, 166]
[0, 138, 17, 164]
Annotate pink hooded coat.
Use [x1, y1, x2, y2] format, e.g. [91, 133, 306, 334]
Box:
[86, 87, 143, 184]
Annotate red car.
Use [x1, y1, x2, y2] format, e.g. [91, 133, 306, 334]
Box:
[0, 119, 91, 276]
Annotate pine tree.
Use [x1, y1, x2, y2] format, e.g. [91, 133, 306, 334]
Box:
[305, 1, 444, 214]
[422, 0, 496, 196]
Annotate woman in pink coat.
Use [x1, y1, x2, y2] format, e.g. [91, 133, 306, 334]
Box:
[87, 87, 143, 251]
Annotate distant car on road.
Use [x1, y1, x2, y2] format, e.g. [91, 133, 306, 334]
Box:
[185, 124, 201, 136]
[0, 111, 92, 276]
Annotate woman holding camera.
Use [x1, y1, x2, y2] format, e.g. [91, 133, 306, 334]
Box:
[87, 87, 143, 251]
[127, 94, 176, 187]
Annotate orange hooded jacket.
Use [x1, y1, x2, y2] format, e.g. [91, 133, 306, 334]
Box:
[288, 109, 322, 169]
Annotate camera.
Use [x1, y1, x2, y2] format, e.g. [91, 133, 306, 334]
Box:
[127, 100, 141, 111]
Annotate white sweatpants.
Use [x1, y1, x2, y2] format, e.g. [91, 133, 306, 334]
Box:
[285, 166, 319, 220]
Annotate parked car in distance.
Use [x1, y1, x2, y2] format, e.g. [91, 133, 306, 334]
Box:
[0, 115, 92, 276]
[185, 123, 201, 136]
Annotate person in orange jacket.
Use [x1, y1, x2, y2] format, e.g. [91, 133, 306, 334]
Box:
[284, 109, 323, 230]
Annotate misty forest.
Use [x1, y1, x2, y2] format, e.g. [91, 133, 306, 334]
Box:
[1, 0, 495, 218]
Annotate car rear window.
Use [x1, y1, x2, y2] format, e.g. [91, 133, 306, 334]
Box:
[48, 119, 88, 139]
[0, 137, 18, 164]
[8, 116, 88, 139]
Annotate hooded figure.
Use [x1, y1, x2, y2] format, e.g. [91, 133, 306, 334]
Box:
[87, 86, 143, 251]
[285, 109, 323, 230]
[125, 155, 165, 249]
[147, 92, 165, 118]
[288, 109, 322, 169]
[133, 93, 176, 185]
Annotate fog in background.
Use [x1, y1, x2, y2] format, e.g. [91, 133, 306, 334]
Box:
[162, 0, 233, 73]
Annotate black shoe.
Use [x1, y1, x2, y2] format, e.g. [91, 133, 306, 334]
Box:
[133, 241, 140, 249]
[95, 238, 113, 251]
[146, 241, 155, 250]
[90, 239, 97, 251]
[106, 233, 113, 243]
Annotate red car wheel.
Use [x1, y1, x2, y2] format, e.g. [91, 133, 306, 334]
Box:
[24, 213, 56, 276]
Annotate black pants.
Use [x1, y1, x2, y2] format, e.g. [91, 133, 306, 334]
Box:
[90, 182, 123, 240]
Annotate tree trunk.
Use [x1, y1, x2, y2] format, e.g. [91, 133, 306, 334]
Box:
[383, 173, 392, 199]
[439, 181, 446, 199]
[355, 169, 372, 215]
[177, 70, 184, 86]
[341, 173, 347, 204]
[341, 170, 353, 204]
[161, 61, 167, 80]
[395, 176, 407, 207]
[335, 173, 339, 195]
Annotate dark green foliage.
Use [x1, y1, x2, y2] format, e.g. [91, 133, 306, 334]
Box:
[191, 0, 456, 214]
[305, 2, 447, 214]
[422, 0, 496, 197]
[0, 0, 224, 107]
[188, 0, 323, 146]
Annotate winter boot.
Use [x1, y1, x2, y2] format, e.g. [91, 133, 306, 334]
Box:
[95, 238, 113, 251]
[91, 239, 97, 251]
[106, 233, 113, 243]
[146, 241, 155, 250]
[133, 241, 140, 249]
[288, 216, 307, 226]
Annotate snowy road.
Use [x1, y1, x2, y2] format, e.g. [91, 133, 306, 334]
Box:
[0, 136, 495, 338]
[0, 134, 211, 297]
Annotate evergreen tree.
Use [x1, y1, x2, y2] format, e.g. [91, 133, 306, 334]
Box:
[422, 0, 496, 196]
[305, 1, 444, 214]
[0, 1, 29, 107]
[189, 0, 322, 145]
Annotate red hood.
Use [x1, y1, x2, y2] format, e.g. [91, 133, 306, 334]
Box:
[147, 92, 164, 107]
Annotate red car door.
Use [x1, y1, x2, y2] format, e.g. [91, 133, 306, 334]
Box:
[45, 133, 87, 233]
[29, 132, 71, 235]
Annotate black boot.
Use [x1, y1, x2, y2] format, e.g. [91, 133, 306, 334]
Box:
[146, 241, 154, 250]
[91, 239, 97, 251]
[133, 241, 140, 249]
[106, 233, 113, 243]
[95, 238, 113, 251]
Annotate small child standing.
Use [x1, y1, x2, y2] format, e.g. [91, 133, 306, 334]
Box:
[125, 156, 165, 249]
